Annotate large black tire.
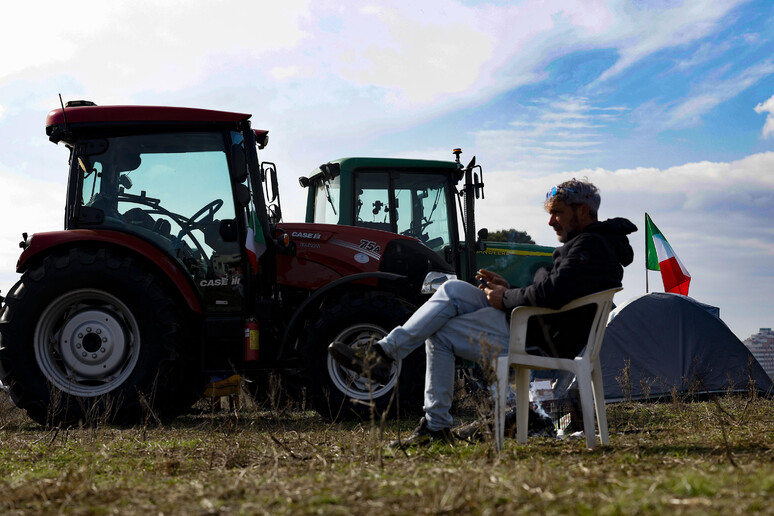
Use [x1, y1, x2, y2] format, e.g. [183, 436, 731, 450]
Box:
[0, 247, 198, 426]
[301, 292, 424, 421]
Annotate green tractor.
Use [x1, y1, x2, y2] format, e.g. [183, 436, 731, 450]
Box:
[299, 151, 554, 288]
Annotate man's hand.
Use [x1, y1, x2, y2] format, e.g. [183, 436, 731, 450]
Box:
[483, 284, 507, 310]
[476, 269, 509, 289]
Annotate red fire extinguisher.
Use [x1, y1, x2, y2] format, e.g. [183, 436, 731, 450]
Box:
[244, 317, 259, 361]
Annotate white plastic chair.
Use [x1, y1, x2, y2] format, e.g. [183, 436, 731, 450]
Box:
[492, 287, 622, 450]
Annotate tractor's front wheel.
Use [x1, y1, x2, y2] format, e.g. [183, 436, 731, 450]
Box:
[0, 247, 197, 426]
[301, 292, 424, 421]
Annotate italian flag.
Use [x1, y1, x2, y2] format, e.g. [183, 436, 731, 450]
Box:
[645, 213, 691, 295]
[246, 210, 267, 274]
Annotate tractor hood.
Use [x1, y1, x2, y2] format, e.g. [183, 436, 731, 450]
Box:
[275, 222, 453, 292]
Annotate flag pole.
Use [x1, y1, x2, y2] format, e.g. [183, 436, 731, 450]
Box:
[645, 213, 649, 293]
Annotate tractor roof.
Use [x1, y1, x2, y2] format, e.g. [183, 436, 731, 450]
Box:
[332, 157, 459, 171]
[304, 157, 460, 185]
[46, 103, 255, 144]
[47, 104, 251, 126]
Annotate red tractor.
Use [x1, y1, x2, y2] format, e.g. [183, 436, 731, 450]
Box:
[0, 101, 459, 425]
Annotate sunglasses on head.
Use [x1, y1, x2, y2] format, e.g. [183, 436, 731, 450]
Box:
[546, 186, 576, 200]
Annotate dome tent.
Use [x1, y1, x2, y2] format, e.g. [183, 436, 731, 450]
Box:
[600, 293, 773, 402]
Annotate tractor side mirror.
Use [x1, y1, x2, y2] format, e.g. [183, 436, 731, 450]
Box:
[262, 162, 278, 203]
[270, 168, 280, 203]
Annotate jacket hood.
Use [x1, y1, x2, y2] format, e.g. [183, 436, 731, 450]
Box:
[584, 217, 637, 267]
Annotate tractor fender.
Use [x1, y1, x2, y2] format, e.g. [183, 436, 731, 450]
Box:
[16, 230, 202, 314]
[277, 271, 407, 361]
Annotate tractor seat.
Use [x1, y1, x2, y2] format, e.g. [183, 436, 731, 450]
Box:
[124, 208, 155, 230]
[152, 218, 172, 239]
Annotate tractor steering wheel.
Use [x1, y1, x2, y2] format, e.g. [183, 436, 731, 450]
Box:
[171, 199, 224, 271]
[174, 199, 223, 241]
[401, 219, 433, 241]
[184, 199, 223, 232]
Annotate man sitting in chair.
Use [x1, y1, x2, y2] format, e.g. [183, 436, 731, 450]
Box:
[329, 178, 636, 447]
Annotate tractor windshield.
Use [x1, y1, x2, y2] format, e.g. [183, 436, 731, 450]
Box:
[354, 170, 453, 252]
[72, 131, 245, 310]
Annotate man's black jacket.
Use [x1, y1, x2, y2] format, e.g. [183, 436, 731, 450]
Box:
[501, 217, 637, 358]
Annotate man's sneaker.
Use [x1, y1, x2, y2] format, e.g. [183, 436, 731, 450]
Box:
[328, 340, 395, 385]
[389, 417, 455, 449]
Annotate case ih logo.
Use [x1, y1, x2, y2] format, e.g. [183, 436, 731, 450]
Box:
[291, 231, 322, 240]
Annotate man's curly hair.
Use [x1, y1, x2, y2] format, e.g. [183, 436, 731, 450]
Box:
[544, 178, 600, 220]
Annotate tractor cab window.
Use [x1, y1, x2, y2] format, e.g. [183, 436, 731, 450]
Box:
[313, 174, 340, 224]
[74, 131, 244, 312]
[354, 170, 452, 251]
[354, 173, 392, 232]
[393, 173, 451, 251]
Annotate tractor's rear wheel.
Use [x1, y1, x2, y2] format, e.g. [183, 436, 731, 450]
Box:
[301, 292, 424, 421]
[0, 247, 197, 426]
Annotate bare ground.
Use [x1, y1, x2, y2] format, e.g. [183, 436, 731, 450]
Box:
[0, 388, 772, 515]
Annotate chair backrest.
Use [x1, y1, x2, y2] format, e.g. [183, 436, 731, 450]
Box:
[560, 287, 622, 361]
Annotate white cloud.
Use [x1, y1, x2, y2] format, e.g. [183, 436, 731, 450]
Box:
[0, 0, 752, 120]
[674, 40, 733, 71]
[1, 0, 313, 99]
[754, 94, 774, 138]
[471, 97, 625, 173]
[664, 59, 774, 129]
[595, 0, 748, 82]
[0, 166, 65, 295]
[269, 66, 303, 81]
[322, 3, 496, 106]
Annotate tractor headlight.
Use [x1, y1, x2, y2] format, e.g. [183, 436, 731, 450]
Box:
[421, 271, 457, 294]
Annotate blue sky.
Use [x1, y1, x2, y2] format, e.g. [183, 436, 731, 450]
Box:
[1, 0, 773, 341]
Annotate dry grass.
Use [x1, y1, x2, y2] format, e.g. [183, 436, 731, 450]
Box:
[0, 388, 772, 515]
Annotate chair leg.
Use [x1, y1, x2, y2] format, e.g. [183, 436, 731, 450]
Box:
[492, 357, 509, 451]
[515, 366, 531, 445]
[591, 360, 609, 445]
[575, 364, 598, 448]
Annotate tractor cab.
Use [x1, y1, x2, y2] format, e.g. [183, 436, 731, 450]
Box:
[302, 157, 463, 271]
[301, 155, 556, 287]
[45, 103, 278, 314]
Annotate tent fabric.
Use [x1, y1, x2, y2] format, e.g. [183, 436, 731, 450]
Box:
[601, 292, 773, 402]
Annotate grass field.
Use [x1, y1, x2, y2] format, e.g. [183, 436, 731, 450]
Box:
[0, 387, 772, 515]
